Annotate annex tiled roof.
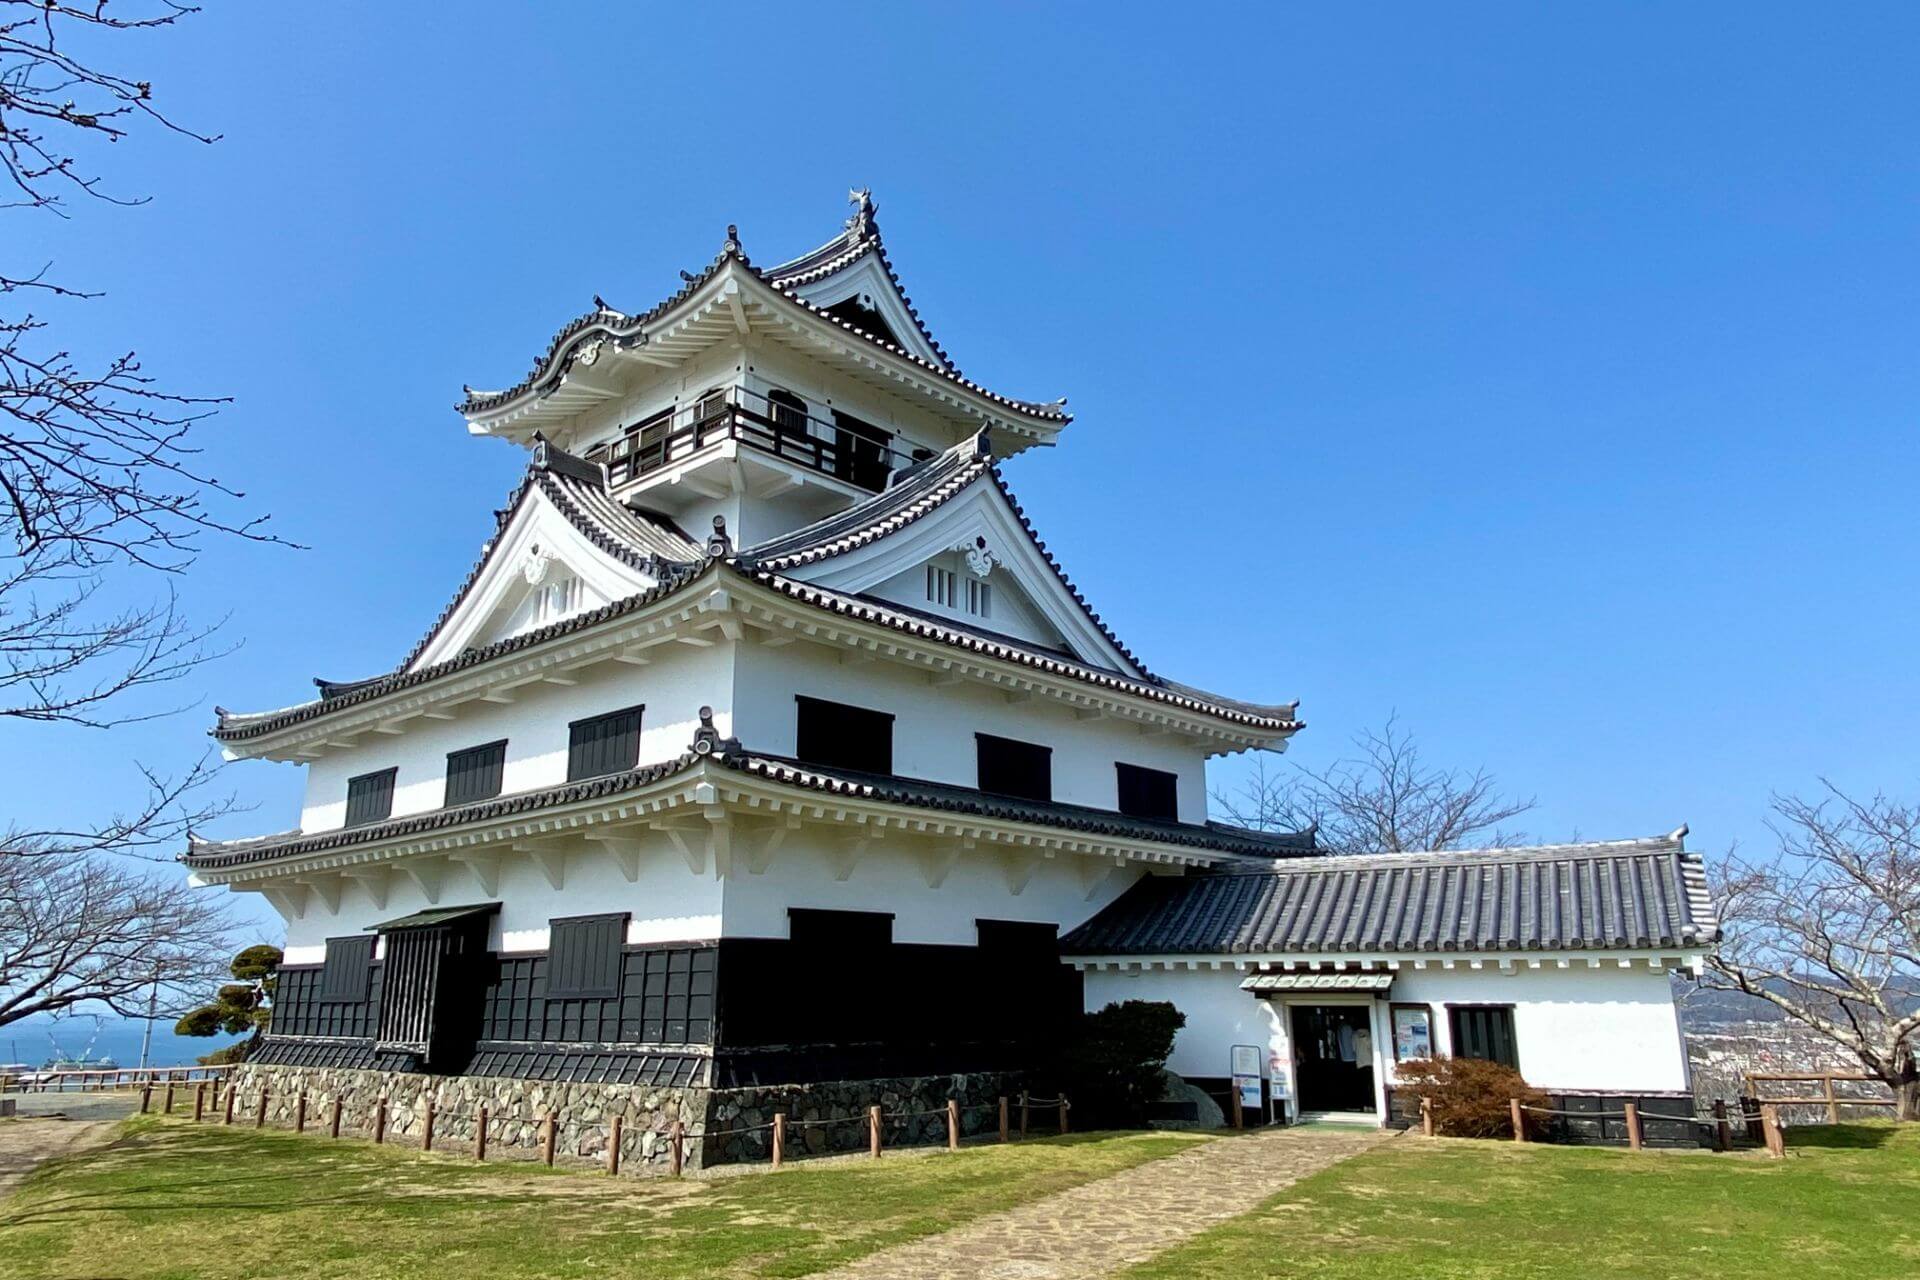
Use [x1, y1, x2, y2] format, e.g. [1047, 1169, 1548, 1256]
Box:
[182, 745, 1314, 873]
[456, 202, 1068, 425]
[1061, 832, 1718, 956]
[251, 1035, 710, 1086]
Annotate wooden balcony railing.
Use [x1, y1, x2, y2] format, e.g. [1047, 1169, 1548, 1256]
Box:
[586, 387, 935, 493]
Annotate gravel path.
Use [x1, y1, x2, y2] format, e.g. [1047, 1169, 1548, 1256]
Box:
[814, 1125, 1392, 1280]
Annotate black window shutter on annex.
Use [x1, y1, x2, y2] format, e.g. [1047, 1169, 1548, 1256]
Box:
[567, 707, 643, 782]
[445, 740, 507, 807]
[547, 914, 627, 1000]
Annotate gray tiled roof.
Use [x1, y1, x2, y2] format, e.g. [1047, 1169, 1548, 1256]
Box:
[181, 746, 1314, 872]
[1061, 833, 1718, 956]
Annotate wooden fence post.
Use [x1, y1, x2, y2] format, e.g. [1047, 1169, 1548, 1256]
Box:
[869, 1105, 883, 1159]
[164, 1083, 175, 1115]
[254, 1088, 269, 1129]
[1510, 1098, 1526, 1142]
[608, 1114, 623, 1176]
[329, 1096, 343, 1140]
[475, 1105, 489, 1161]
[1823, 1075, 1840, 1125]
[223, 1085, 236, 1126]
[1624, 1101, 1642, 1151]
[1231, 1086, 1244, 1130]
[374, 1096, 388, 1145]
[772, 1112, 786, 1169]
[541, 1112, 556, 1166]
[1713, 1100, 1730, 1152]
[1761, 1104, 1785, 1159]
[947, 1099, 960, 1151]
[1019, 1092, 1030, 1138]
[423, 1099, 437, 1152]
[1059, 1096, 1069, 1136]
[295, 1091, 307, 1134]
[193, 1082, 206, 1122]
[140, 1085, 152, 1114]
[998, 1096, 1009, 1143]
[670, 1119, 684, 1176]
[1420, 1095, 1434, 1137]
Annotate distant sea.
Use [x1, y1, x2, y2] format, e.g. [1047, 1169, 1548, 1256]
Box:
[2, 1014, 242, 1070]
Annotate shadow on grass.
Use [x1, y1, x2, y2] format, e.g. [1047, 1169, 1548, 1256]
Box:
[1786, 1121, 1907, 1151]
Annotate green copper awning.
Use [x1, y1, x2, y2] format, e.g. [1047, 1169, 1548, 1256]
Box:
[365, 903, 499, 932]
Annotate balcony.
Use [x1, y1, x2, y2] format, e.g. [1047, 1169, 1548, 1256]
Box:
[586, 387, 937, 495]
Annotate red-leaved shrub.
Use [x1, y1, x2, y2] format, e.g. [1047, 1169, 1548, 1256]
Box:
[1395, 1056, 1547, 1138]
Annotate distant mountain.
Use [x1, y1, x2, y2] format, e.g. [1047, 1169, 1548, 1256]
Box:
[1674, 974, 1920, 1032]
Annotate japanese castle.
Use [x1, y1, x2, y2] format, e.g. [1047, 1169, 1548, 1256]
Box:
[188, 193, 1718, 1157]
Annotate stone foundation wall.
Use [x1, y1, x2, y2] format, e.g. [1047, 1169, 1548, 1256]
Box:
[703, 1071, 1022, 1165]
[226, 1062, 706, 1170]
[220, 1063, 1023, 1172]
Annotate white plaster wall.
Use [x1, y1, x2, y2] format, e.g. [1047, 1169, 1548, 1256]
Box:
[719, 828, 1150, 946]
[735, 641, 1213, 821]
[1083, 960, 1692, 1096]
[296, 639, 733, 833]
[272, 827, 725, 959]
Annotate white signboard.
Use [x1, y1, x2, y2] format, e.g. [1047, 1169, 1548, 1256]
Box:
[1230, 1043, 1263, 1114]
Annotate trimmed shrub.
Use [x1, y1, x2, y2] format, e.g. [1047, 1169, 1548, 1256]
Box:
[1395, 1055, 1547, 1138]
[1055, 1000, 1187, 1128]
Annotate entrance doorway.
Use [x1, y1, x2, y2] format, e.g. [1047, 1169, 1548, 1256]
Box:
[1290, 1004, 1376, 1115]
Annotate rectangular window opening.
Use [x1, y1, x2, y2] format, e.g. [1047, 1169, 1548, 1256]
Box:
[795, 695, 894, 775]
[318, 934, 376, 1003]
[976, 733, 1052, 802]
[1448, 1004, 1520, 1071]
[567, 706, 644, 782]
[547, 913, 629, 1000]
[1115, 763, 1180, 821]
[344, 768, 397, 828]
[445, 740, 508, 807]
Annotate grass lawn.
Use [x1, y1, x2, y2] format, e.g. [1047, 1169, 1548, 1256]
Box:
[0, 1115, 1208, 1280]
[1121, 1123, 1920, 1279]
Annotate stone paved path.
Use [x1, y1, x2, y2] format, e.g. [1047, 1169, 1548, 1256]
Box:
[816, 1125, 1392, 1280]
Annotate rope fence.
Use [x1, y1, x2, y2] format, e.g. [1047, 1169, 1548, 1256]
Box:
[1416, 1094, 1792, 1157]
[155, 1078, 1067, 1176]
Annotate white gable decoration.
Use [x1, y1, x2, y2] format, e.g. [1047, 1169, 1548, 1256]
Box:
[781, 476, 1143, 677]
[408, 485, 662, 671]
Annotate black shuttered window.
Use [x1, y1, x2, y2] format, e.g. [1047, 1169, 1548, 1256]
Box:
[318, 934, 375, 1003]
[445, 740, 507, 807]
[344, 768, 397, 827]
[567, 706, 644, 782]
[794, 696, 894, 775]
[1449, 1005, 1521, 1070]
[976, 734, 1052, 802]
[1115, 763, 1180, 821]
[547, 913, 628, 1000]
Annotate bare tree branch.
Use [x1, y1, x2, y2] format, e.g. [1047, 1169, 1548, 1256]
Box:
[1211, 714, 1535, 853]
[1704, 781, 1920, 1119]
[0, 846, 233, 1028]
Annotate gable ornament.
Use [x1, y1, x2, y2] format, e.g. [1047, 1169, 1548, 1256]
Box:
[951, 534, 997, 579]
[522, 542, 554, 586]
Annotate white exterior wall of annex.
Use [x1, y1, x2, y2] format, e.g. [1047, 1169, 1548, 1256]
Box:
[1081, 958, 1694, 1099]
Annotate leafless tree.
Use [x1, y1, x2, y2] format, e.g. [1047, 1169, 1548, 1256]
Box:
[1706, 783, 1920, 1120]
[2, 2, 289, 859]
[1212, 716, 1535, 854]
[0, 845, 232, 1028]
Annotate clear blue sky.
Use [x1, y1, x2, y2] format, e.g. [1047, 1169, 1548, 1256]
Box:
[7, 4, 1918, 945]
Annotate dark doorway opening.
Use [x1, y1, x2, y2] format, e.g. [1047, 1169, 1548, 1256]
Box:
[1290, 1004, 1377, 1114]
